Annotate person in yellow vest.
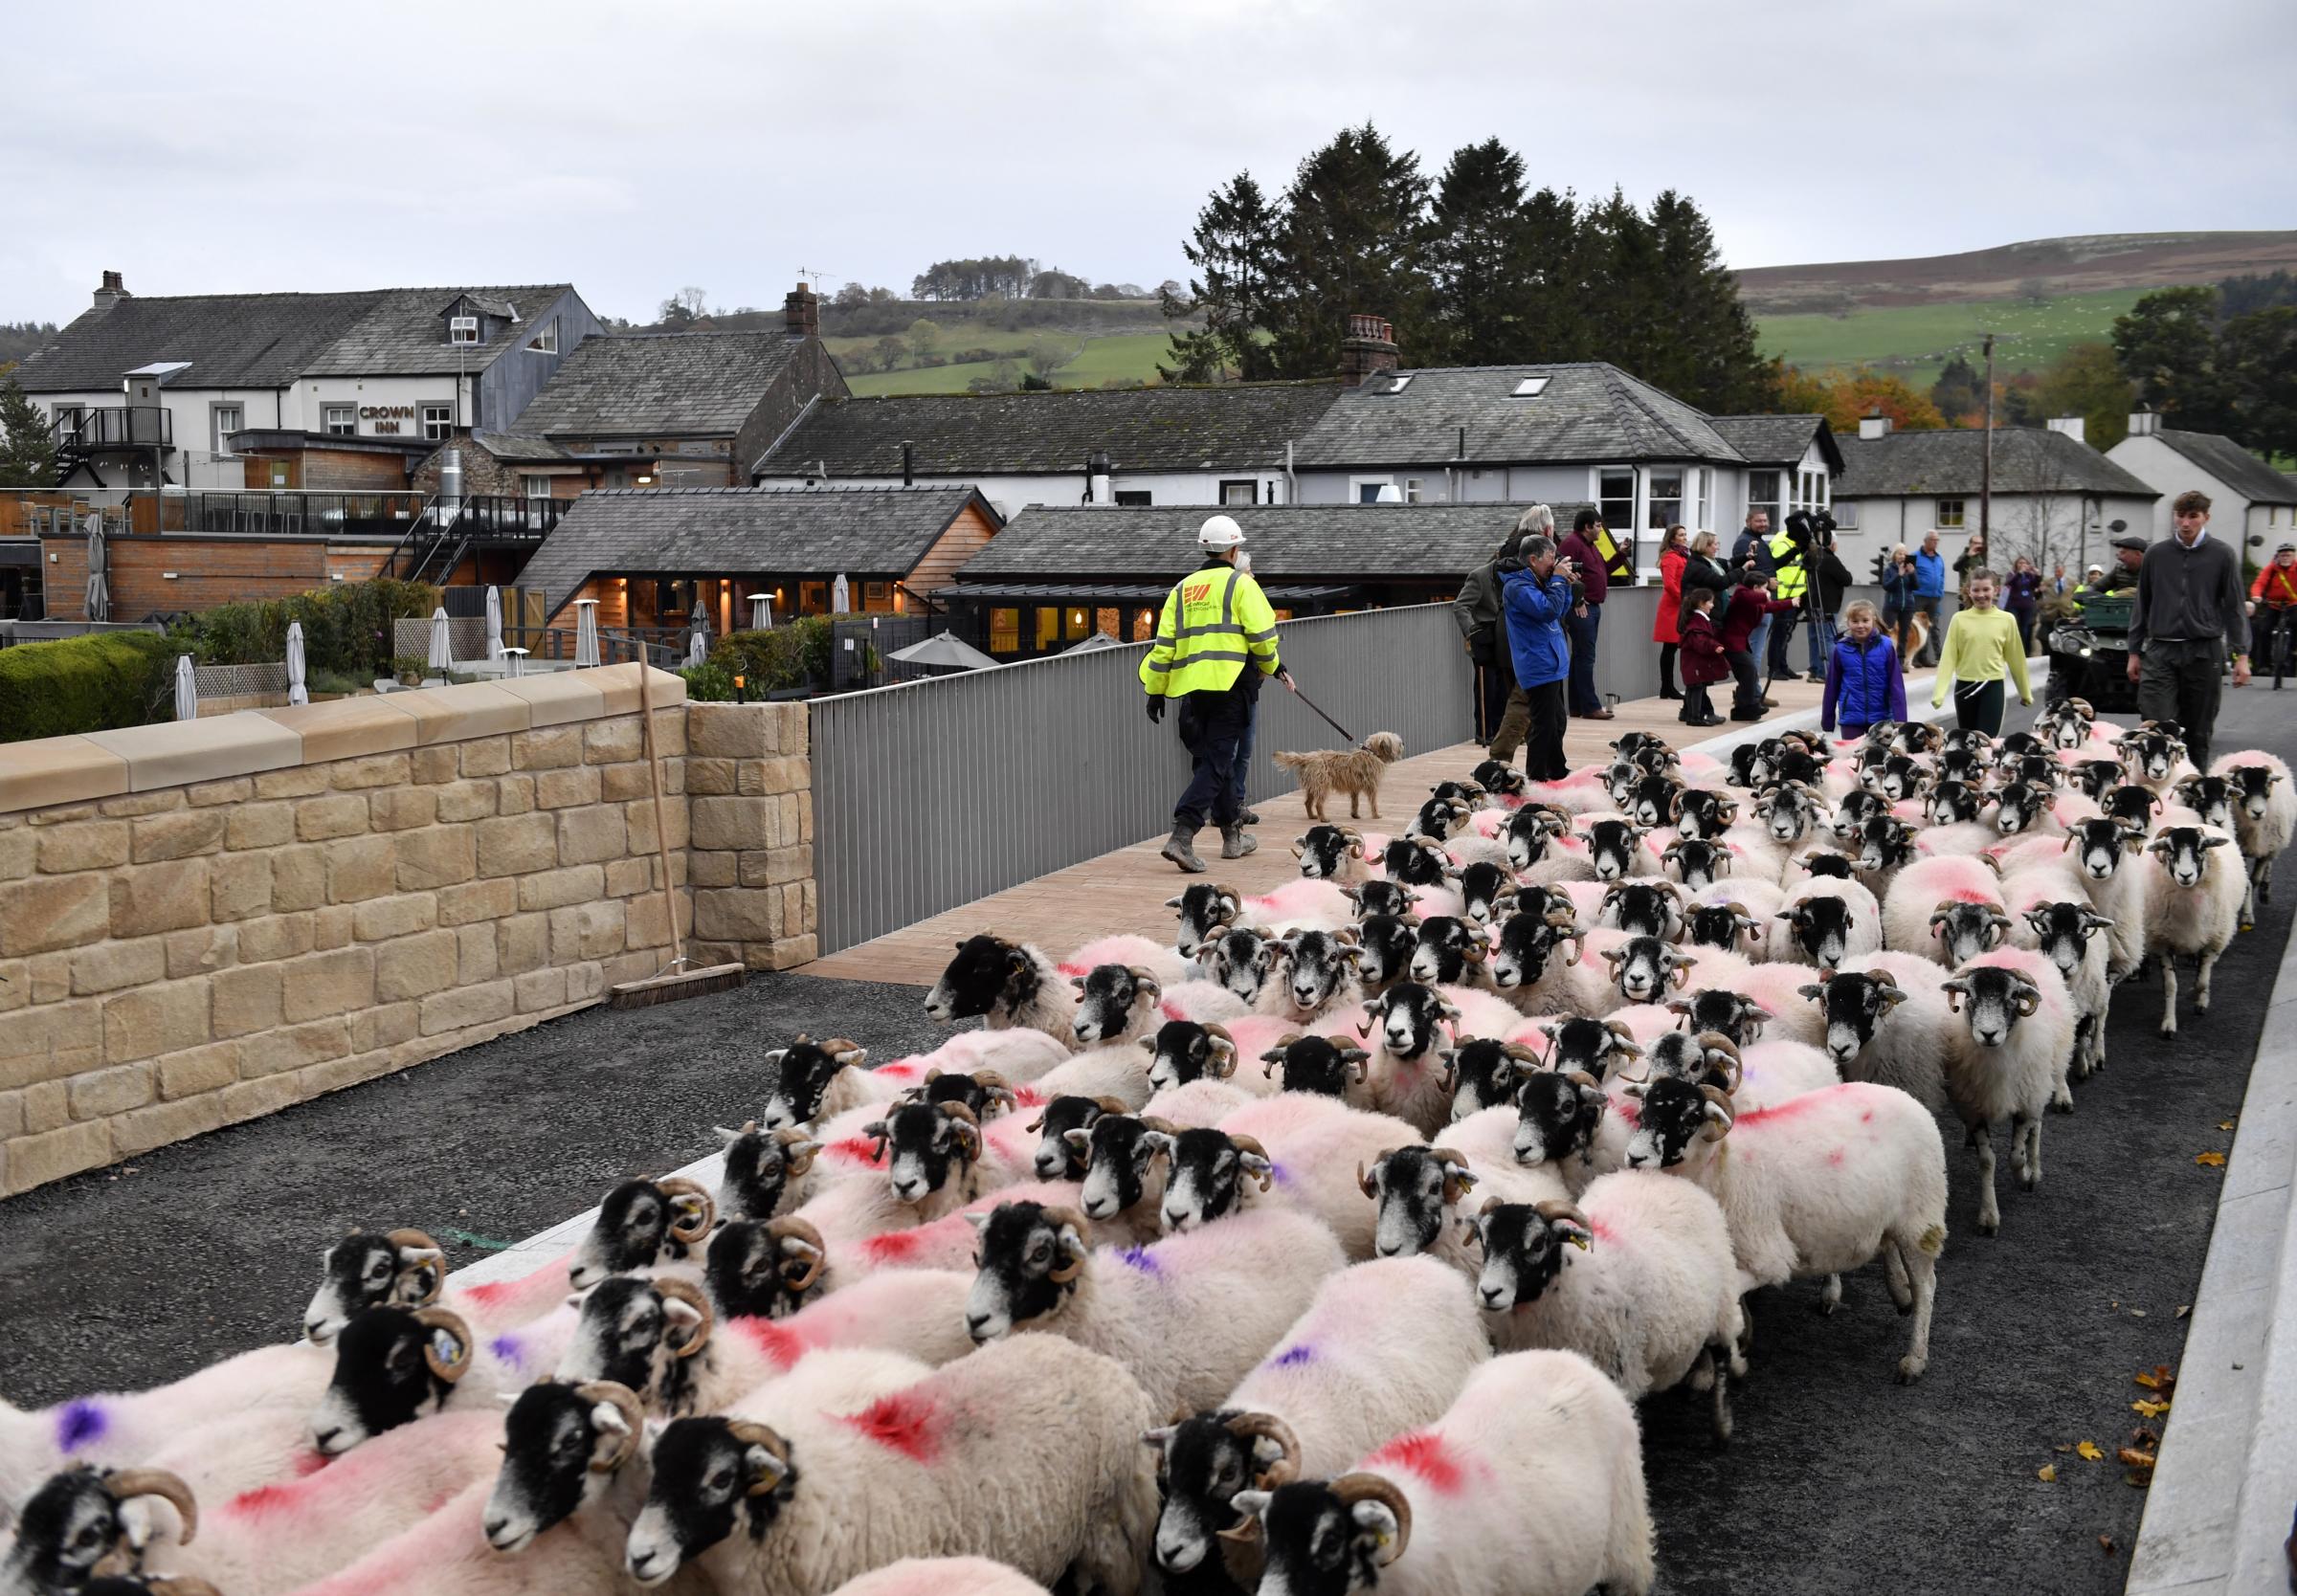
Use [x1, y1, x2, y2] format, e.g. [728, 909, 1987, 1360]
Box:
[1766, 521, 1809, 684]
[1142, 514, 1293, 874]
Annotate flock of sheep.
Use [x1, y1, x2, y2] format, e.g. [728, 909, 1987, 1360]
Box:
[3, 699, 2291, 1596]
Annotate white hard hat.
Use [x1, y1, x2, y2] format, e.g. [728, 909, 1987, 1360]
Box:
[1198, 514, 1246, 549]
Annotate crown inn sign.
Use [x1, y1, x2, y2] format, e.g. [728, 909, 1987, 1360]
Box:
[359, 404, 423, 432]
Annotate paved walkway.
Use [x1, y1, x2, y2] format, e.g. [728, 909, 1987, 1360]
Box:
[806, 675, 1833, 983]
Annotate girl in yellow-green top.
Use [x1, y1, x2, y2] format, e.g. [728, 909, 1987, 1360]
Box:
[1930, 566, 2032, 734]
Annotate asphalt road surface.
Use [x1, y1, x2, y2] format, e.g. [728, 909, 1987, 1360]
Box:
[3, 687, 2290, 1596]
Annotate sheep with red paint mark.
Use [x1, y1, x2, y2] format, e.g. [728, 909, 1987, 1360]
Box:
[1059, 933, 1196, 990]
[1159, 1094, 1422, 1261]
[1470, 1169, 1744, 1441]
[1226, 1349, 1656, 1596]
[1623, 1077, 1946, 1382]
[2208, 750, 2296, 923]
[1881, 854, 2011, 968]
[1067, 964, 1171, 1048]
[787, 1100, 1003, 1249]
[1668, 967, 1825, 1053]
[624, 1333, 1159, 1595]
[1144, 1256, 1489, 1585]
[827, 1559, 1055, 1596]
[1486, 910, 1614, 1019]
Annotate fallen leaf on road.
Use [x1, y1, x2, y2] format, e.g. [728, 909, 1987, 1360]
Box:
[2132, 1399, 2171, 1419]
[2196, 1150, 2228, 1167]
[2130, 1308, 2148, 1318]
[2037, 1464, 2058, 1482]
[2076, 1441, 2104, 1461]
[2219, 1119, 2235, 1131]
[2175, 1305, 2191, 1319]
[2134, 1366, 2176, 1395]
[2053, 1443, 2074, 1453]
[2098, 1534, 2118, 1556]
[2118, 1448, 2156, 1469]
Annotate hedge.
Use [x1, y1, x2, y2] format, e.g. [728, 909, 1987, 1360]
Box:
[172, 578, 440, 682]
[707, 620, 834, 694]
[0, 631, 178, 743]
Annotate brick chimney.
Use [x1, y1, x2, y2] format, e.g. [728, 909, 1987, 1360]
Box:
[784, 282, 820, 338]
[1338, 313, 1399, 387]
[91, 270, 128, 313]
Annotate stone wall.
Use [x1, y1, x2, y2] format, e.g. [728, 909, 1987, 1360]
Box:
[0, 667, 815, 1197]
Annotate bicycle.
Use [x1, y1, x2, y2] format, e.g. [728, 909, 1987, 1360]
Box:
[2259, 605, 2295, 690]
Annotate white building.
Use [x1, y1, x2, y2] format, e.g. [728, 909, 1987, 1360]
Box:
[1832, 416, 2159, 578]
[11, 271, 599, 490]
[2107, 411, 2297, 548]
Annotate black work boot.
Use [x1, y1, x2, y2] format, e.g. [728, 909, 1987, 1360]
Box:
[1162, 822, 1207, 873]
[1220, 824, 1259, 859]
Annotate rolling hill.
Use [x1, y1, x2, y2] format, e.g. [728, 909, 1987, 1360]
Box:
[1737, 230, 2297, 315]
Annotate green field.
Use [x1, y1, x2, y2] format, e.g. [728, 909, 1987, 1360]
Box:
[837, 327, 1173, 396]
[1756, 286, 2147, 388]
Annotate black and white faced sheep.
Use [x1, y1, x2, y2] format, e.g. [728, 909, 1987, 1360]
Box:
[2122, 725, 2188, 787]
[1675, 788, 1739, 842]
[1625, 775, 1684, 830]
[1408, 917, 1490, 987]
[1830, 787, 1889, 840]
[1274, 928, 1364, 1019]
[1661, 838, 1733, 892]
[759, 1034, 871, 1130]
[1294, 824, 1370, 881]
[925, 934, 1074, 1043]
[554, 1275, 712, 1415]
[1344, 879, 1420, 922]
[1406, 795, 1473, 843]
[714, 1123, 823, 1225]
[1076, 1113, 1178, 1226]
[1990, 780, 2058, 836]
[1471, 759, 1529, 798]
[303, 1228, 446, 1344]
[1144, 1021, 1239, 1097]
[704, 1216, 829, 1319]
[1669, 988, 1772, 1050]
[2067, 758, 2124, 801]
[1382, 835, 1454, 889]
[1443, 1037, 1545, 1120]
[1512, 1068, 1611, 1177]
[873, 1099, 985, 1208]
[1454, 860, 1519, 927]
[1599, 881, 1684, 942]
[1349, 913, 1420, 995]
[1199, 927, 1283, 1009]
[1071, 963, 1165, 1046]
[1258, 1033, 1371, 1098]
[1026, 1093, 1126, 1180]
[569, 1175, 716, 1289]
[1537, 1016, 1642, 1082]
[1582, 819, 1657, 883]
[1683, 901, 1762, 956]
[1600, 935, 1697, 1006]
[482, 1379, 646, 1554]
[1869, 753, 1929, 805]
[307, 1305, 473, 1454]
[1170, 883, 1245, 957]
[1923, 779, 1983, 827]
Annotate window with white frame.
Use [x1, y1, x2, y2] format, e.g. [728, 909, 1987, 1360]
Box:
[420, 404, 453, 442]
[528, 321, 558, 354]
[522, 475, 552, 499]
[1350, 476, 1395, 503]
[1747, 469, 1783, 530]
[211, 405, 242, 454]
[1404, 477, 1426, 504]
[449, 316, 479, 345]
[1645, 468, 1684, 535]
[1219, 479, 1257, 507]
[1685, 466, 1709, 533]
[1596, 468, 1635, 540]
[322, 405, 356, 435]
[1936, 499, 1966, 529]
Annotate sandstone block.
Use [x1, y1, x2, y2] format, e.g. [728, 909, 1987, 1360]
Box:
[374, 931, 458, 1002]
[585, 717, 643, 763]
[219, 1073, 306, 1123]
[112, 1094, 230, 1158]
[0, 1087, 28, 1140]
[301, 1047, 402, 1097]
[600, 950, 658, 988]
[499, 774, 537, 816]
[27, 804, 100, 827]
[226, 803, 296, 851]
[236, 914, 315, 964]
[767, 934, 817, 968]
[687, 851, 736, 888]
[689, 796, 773, 853]
[477, 813, 557, 877]
[6, 1120, 111, 1195]
[103, 980, 212, 1064]
[455, 923, 497, 983]
[567, 962, 606, 1002]
[166, 925, 237, 979]
[394, 827, 477, 892]
[551, 900, 625, 963]
[411, 745, 458, 784]
[22, 1079, 67, 1133]
[605, 857, 654, 898]
[186, 776, 255, 808]
[355, 893, 437, 942]
[3, 875, 110, 956]
[514, 966, 569, 1013]
[296, 793, 370, 841]
[518, 865, 605, 913]
[240, 1017, 351, 1078]
[313, 904, 356, 950]
[684, 757, 738, 796]
[158, 1041, 241, 1099]
[38, 821, 129, 875]
[131, 811, 227, 864]
[0, 829, 32, 881]
[536, 766, 603, 810]
[434, 780, 499, 823]
[324, 835, 396, 903]
[279, 947, 374, 1022]
[459, 737, 513, 778]
[252, 765, 329, 799]
[209, 963, 284, 1038]
[368, 788, 437, 832]
[627, 796, 689, 854]
[0, 960, 23, 1016]
[98, 790, 187, 819]
[496, 913, 549, 975]
[558, 806, 627, 867]
[601, 763, 652, 802]
[420, 980, 514, 1036]
[686, 702, 769, 759]
[328, 752, 412, 790]
[211, 852, 274, 922]
[694, 888, 778, 942]
[437, 877, 516, 926]
[108, 859, 211, 940]
[350, 1001, 420, 1053]
[70, 1062, 154, 1119]
[624, 891, 673, 950]
[512, 724, 584, 770]
[269, 845, 325, 913]
[68, 937, 167, 997]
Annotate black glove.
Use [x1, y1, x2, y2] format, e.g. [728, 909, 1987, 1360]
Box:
[1145, 697, 1165, 724]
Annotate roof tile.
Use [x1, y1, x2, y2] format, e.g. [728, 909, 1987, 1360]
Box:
[1835, 428, 2158, 499]
[1290, 364, 1745, 468]
[516, 330, 802, 438]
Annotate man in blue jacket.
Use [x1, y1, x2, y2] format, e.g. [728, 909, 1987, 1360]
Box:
[1497, 531, 1579, 781]
[1909, 531, 1947, 666]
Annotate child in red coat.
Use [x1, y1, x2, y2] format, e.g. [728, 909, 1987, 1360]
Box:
[1721, 572, 1796, 720]
[1676, 587, 1728, 727]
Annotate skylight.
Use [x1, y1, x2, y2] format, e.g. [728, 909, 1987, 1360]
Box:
[1383, 375, 1413, 394]
[1511, 377, 1550, 397]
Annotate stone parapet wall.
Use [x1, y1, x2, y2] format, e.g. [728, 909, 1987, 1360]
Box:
[0, 668, 815, 1197]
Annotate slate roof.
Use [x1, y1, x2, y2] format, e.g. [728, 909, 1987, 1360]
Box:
[750, 382, 1343, 477]
[1834, 428, 2158, 499]
[515, 331, 802, 439]
[469, 432, 572, 463]
[521, 485, 1000, 618]
[955, 503, 1594, 584]
[11, 284, 573, 391]
[1290, 365, 1744, 468]
[2152, 429, 2297, 506]
[1709, 413, 1844, 473]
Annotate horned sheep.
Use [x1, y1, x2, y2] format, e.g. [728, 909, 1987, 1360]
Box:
[1938, 950, 2076, 1235]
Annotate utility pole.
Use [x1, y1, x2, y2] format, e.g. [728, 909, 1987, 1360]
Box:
[1980, 332, 1996, 543]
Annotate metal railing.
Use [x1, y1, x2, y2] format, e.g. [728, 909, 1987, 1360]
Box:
[810, 603, 1474, 954]
[52, 407, 171, 451]
[178, 491, 429, 539]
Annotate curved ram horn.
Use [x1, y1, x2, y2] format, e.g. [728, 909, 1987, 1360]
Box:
[766, 1216, 828, 1295]
[655, 1177, 717, 1245]
[724, 1419, 793, 1495]
[411, 1306, 473, 1383]
[573, 1380, 647, 1473]
[384, 1229, 446, 1305]
[1039, 1206, 1093, 1283]
[772, 1128, 820, 1177]
[103, 1469, 198, 1546]
[1329, 1473, 1413, 1565]
[1357, 1157, 1382, 1200]
[651, 1277, 714, 1360]
[1228, 1135, 1277, 1191]
[1226, 1411, 1304, 1488]
[1697, 1084, 1736, 1142]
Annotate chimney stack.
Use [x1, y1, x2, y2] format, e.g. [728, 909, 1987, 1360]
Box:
[1086, 451, 1113, 505]
[2128, 408, 2159, 437]
[1857, 411, 1893, 441]
[92, 270, 127, 312]
[2045, 415, 2086, 444]
[1338, 313, 1400, 388]
[784, 281, 820, 338]
[902, 440, 915, 486]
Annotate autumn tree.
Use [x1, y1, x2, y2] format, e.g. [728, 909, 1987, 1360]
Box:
[2031, 342, 2135, 450]
[1783, 366, 1946, 433]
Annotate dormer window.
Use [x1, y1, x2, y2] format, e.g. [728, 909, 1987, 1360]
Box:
[1510, 377, 1550, 397]
[449, 316, 479, 345]
[527, 321, 558, 355]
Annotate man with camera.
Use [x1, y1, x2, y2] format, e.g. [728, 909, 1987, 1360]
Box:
[1776, 511, 1853, 684]
[1497, 530, 1581, 782]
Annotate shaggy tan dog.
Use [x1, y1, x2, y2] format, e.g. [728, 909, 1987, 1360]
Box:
[1274, 731, 1406, 819]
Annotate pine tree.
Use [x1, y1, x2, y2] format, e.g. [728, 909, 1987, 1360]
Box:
[1266, 124, 1434, 378]
[1160, 172, 1283, 383]
[1643, 190, 1777, 413]
[1579, 189, 1661, 382]
[0, 375, 59, 489]
[1929, 355, 1987, 425]
[1516, 186, 1591, 364]
[2112, 286, 2236, 432]
[1425, 138, 1535, 365]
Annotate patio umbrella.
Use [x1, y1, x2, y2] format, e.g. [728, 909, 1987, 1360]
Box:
[1060, 632, 1125, 654]
[428, 608, 454, 675]
[573, 599, 601, 667]
[485, 586, 505, 660]
[886, 632, 1001, 672]
[285, 621, 308, 707]
[831, 573, 851, 613]
[84, 517, 108, 623]
[748, 592, 773, 631]
[173, 654, 197, 720]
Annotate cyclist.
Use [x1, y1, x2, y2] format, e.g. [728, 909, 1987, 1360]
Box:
[2251, 542, 2297, 689]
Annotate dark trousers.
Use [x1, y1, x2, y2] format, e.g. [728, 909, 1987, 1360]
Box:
[1682, 682, 1714, 722]
[1804, 609, 1835, 675]
[1727, 650, 1763, 715]
[1767, 607, 1797, 676]
[1566, 604, 1603, 714]
[1174, 684, 1251, 831]
[1659, 643, 1679, 696]
[2011, 607, 2036, 655]
[1523, 679, 1570, 782]
[1476, 661, 1511, 742]
[1953, 677, 2006, 737]
[2138, 640, 2226, 769]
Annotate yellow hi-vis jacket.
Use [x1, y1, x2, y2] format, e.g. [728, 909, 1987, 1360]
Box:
[1140, 560, 1282, 698]
[1770, 531, 1808, 602]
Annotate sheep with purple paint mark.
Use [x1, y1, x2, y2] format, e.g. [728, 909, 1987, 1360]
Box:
[1157, 1094, 1421, 1261]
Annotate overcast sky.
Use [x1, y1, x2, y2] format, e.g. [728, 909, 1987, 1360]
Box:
[4, 0, 2291, 326]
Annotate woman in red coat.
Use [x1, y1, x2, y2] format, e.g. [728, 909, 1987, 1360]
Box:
[1654, 524, 1688, 701]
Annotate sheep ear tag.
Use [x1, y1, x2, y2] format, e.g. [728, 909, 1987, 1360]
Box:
[1565, 1230, 1592, 1252]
